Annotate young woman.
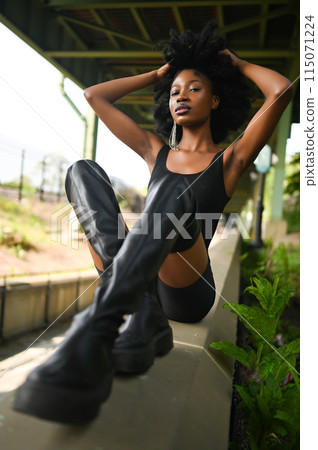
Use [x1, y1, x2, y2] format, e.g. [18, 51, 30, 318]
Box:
[13, 22, 293, 423]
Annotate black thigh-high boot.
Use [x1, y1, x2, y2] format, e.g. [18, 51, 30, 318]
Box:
[13, 171, 201, 424]
[65, 159, 126, 276]
[65, 160, 173, 373]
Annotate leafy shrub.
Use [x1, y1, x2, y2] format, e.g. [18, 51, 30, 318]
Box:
[241, 241, 299, 299]
[211, 275, 300, 449]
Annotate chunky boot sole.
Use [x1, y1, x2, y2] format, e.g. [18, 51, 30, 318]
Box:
[13, 368, 115, 424]
[113, 328, 173, 374]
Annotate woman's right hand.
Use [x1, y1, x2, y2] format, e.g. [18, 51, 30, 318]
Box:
[156, 63, 171, 81]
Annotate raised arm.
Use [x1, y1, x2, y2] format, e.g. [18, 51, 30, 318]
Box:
[83, 64, 170, 163]
[222, 50, 294, 195]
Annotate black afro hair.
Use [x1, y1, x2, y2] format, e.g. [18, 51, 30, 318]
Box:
[153, 20, 255, 144]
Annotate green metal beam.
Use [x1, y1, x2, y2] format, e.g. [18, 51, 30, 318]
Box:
[259, 3, 268, 48]
[89, 8, 121, 49]
[44, 49, 299, 59]
[216, 5, 224, 28]
[172, 6, 185, 34]
[57, 13, 154, 48]
[117, 95, 153, 105]
[130, 7, 151, 41]
[45, 50, 162, 58]
[84, 106, 99, 160]
[57, 16, 88, 49]
[139, 124, 154, 130]
[290, 15, 300, 50]
[47, 0, 290, 9]
[219, 6, 295, 34]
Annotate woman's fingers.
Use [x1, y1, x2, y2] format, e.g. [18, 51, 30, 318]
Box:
[156, 63, 171, 81]
[219, 49, 241, 67]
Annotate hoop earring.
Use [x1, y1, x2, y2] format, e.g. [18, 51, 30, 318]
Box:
[169, 121, 179, 151]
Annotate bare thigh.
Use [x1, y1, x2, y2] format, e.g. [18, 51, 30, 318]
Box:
[158, 232, 208, 288]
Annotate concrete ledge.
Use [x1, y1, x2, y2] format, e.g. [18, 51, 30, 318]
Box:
[0, 233, 241, 450]
[172, 233, 241, 378]
[1, 271, 98, 339]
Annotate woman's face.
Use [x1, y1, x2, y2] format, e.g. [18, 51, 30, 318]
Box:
[169, 69, 219, 127]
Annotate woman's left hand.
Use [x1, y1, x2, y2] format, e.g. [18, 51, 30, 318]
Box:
[219, 49, 243, 68]
[156, 63, 171, 81]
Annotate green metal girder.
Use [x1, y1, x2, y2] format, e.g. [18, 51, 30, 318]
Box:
[46, 0, 290, 9]
[0, 0, 299, 136]
[130, 7, 151, 41]
[220, 5, 296, 33]
[57, 13, 154, 48]
[44, 49, 299, 59]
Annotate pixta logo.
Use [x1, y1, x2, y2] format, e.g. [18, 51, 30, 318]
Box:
[118, 212, 250, 240]
[51, 202, 97, 249]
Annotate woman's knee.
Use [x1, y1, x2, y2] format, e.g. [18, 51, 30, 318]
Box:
[67, 159, 102, 179]
[157, 263, 216, 323]
[66, 160, 113, 194]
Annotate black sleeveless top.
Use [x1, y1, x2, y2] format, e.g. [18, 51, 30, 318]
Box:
[148, 144, 231, 250]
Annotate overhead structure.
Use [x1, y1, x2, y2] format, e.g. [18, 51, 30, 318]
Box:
[1, 0, 299, 130]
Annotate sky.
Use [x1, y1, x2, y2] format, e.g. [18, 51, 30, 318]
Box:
[0, 22, 301, 193]
[0, 23, 151, 190]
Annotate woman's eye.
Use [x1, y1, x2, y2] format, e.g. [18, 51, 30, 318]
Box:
[171, 91, 179, 96]
[190, 87, 200, 92]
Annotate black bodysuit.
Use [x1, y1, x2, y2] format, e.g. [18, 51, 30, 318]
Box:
[150, 145, 230, 323]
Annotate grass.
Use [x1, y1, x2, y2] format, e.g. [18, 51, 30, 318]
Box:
[0, 196, 51, 257]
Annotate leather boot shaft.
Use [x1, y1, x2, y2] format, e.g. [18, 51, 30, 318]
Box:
[96, 172, 201, 319]
[65, 160, 128, 273]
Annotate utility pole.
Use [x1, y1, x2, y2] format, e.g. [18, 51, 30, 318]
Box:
[39, 156, 47, 201]
[18, 149, 25, 202]
[57, 160, 64, 202]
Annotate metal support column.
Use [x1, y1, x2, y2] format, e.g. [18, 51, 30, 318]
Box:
[83, 106, 98, 160]
[271, 101, 293, 220]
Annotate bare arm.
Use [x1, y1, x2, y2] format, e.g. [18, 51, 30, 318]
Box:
[83, 64, 170, 163]
[222, 50, 294, 195]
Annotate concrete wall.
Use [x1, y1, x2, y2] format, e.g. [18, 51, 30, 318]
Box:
[1, 272, 99, 340]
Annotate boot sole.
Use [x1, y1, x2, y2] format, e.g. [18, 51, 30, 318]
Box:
[113, 327, 173, 374]
[13, 369, 115, 424]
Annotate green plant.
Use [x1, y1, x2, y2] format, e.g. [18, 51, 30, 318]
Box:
[241, 241, 300, 299]
[276, 320, 299, 344]
[284, 153, 300, 196]
[234, 375, 299, 449]
[211, 275, 300, 449]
